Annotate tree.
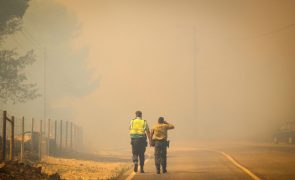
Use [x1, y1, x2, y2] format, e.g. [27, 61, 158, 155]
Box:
[0, 0, 29, 41]
[0, 0, 39, 103]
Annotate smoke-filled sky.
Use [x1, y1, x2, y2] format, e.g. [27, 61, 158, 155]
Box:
[3, 0, 295, 150]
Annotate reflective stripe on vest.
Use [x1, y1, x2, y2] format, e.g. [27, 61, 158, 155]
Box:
[129, 119, 146, 135]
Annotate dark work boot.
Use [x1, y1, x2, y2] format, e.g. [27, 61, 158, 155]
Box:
[162, 161, 167, 173]
[156, 166, 160, 174]
[162, 168, 167, 174]
[140, 166, 144, 173]
[134, 164, 138, 172]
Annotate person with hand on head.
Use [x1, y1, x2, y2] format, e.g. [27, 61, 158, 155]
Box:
[151, 117, 175, 174]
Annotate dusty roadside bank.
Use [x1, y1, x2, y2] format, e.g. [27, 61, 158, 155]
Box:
[36, 156, 131, 179]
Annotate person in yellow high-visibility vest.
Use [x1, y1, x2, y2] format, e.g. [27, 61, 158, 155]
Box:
[129, 111, 151, 173]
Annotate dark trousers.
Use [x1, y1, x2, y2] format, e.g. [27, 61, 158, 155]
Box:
[131, 137, 147, 166]
[154, 140, 167, 170]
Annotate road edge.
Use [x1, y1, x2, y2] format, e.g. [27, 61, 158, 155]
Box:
[124, 159, 150, 180]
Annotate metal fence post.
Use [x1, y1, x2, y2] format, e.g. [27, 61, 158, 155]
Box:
[2, 111, 7, 161]
[80, 127, 82, 149]
[47, 119, 51, 156]
[44, 118, 46, 154]
[21, 117, 25, 162]
[10, 116, 14, 161]
[54, 120, 57, 155]
[60, 120, 63, 151]
[70, 122, 73, 150]
[79, 126, 83, 149]
[65, 121, 68, 149]
[73, 124, 76, 151]
[31, 118, 34, 153]
[39, 120, 42, 160]
[76, 125, 79, 150]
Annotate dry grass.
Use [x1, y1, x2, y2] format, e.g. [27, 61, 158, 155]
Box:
[36, 156, 131, 180]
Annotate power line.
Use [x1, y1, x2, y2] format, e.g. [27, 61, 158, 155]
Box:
[262, 23, 295, 36]
[10, 36, 27, 52]
[43, 46, 47, 124]
[19, 29, 42, 49]
[242, 23, 295, 40]
[15, 26, 47, 123]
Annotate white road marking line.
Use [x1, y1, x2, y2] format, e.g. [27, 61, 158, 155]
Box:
[125, 159, 150, 180]
[126, 149, 260, 180]
[219, 151, 261, 180]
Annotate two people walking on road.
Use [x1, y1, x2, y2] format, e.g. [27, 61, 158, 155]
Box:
[129, 111, 175, 174]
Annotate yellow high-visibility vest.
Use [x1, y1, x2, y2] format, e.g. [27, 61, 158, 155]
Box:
[129, 118, 147, 135]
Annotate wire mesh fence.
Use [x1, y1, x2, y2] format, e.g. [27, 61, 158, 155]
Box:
[0, 110, 83, 162]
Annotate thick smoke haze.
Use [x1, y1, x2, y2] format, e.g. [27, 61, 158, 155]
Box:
[2, 0, 295, 150]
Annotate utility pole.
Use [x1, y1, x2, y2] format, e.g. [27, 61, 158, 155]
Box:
[43, 47, 47, 126]
[192, 26, 198, 137]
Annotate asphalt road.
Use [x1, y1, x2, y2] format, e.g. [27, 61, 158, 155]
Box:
[126, 143, 295, 180]
[130, 149, 252, 180]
